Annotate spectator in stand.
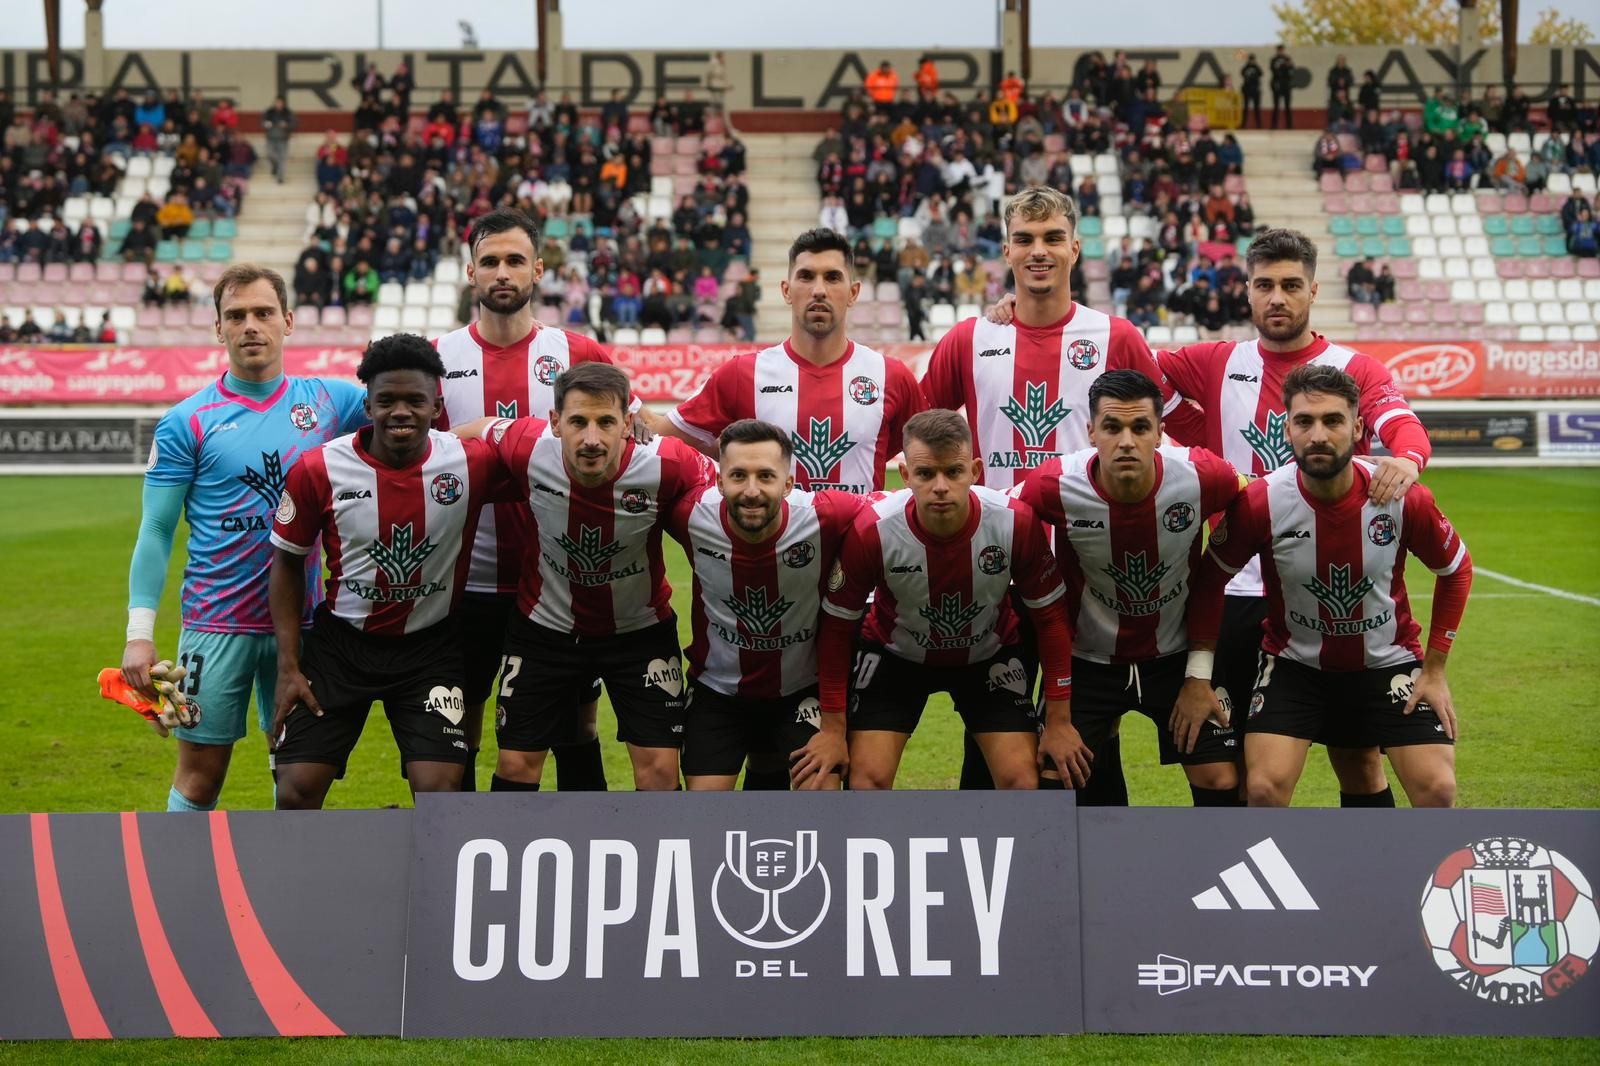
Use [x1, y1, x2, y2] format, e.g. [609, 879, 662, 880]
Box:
[16, 309, 43, 340]
[1444, 149, 1473, 192]
[1376, 263, 1396, 303]
[1418, 144, 1446, 194]
[1523, 150, 1550, 194]
[1504, 88, 1533, 132]
[1347, 258, 1380, 305]
[1269, 45, 1294, 129]
[1327, 89, 1357, 135]
[866, 61, 900, 113]
[294, 254, 332, 309]
[1313, 130, 1343, 174]
[1424, 89, 1459, 136]
[819, 194, 848, 234]
[916, 56, 939, 96]
[0, 315, 15, 342]
[44, 309, 72, 343]
[904, 272, 929, 340]
[95, 312, 117, 344]
[1126, 273, 1163, 328]
[1570, 206, 1599, 258]
[1327, 56, 1354, 106]
[343, 259, 379, 305]
[163, 264, 192, 304]
[1240, 53, 1264, 128]
[141, 267, 165, 306]
[155, 191, 193, 238]
[1492, 147, 1527, 194]
[262, 96, 295, 183]
[1548, 85, 1579, 134]
[210, 97, 238, 132]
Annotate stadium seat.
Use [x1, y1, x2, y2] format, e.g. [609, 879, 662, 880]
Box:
[1355, 216, 1379, 237]
[1399, 194, 1425, 215]
[1575, 324, 1600, 341]
[1457, 215, 1484, 238]
[1431, 302, 1458, 324]
[1450, 193, 1477, 215]
[1502, 194, 1528, 214]
[1524, 258, 1551, 278]
[1410, 236, 1436, 258]
[1430, 215, 1457, 237]
[1459, 302, 1485, 325]
[1531, 279, 1557, 302]
[1482, 214, 1509, 237]
[1373, 193, 1399, 214]
[1093, 154, 1118, 176]
[928, 304, 957, 329]
[1077, 216, 1102, 237]
[434, 260, 461, 285]
[1334, 237, 1360, 259]
[612, 327, 640, 345]
[400, 306, 427, 330]
[956, 303, 981, 321]
[1144, 325, 1173, 344]
[1319, 173, 1344, 193]
[1344, 172, 1369, 193]
[404, 281, 430, 306]
[1330, 216, 1355, 237]
[1557, 278, 1584, 301]
[373, 306, 401, 330]
[1423, 193, 1451, 216]
[1463, 237, 1490, 260]
[1398, 280, 1424, 302]
[1081, 238, 1105, 259]
[1100, 194, 1123, 215]
[1417, 258, 1444, 280]
[1565, 302, 1592, 324]
[1543, 236, 1568, 256]
[1378, 303, 1403, 324]
[1404, 215, 1430, 238]
[1404, 303, 1429, 324]
[1511, 301, 1538, 324]
[1551, 257, 1577, 279]
[1545, 325, 1573, 341]
[1381, 216, 1406, 237]
[1449, 280, 1476, 302]
[1586, 279, 1600, 301]
[639, 327, 669, 345]
[1101, 216, 1129, 239]
[1490, 236, 1517, 257]
[1323, 193, 1348, 215]
[1129, 217, 1157, 241]
[1477, 279, 1505, 302]
[1438, 237, 1464, 259]
[1547, 173, 1573, 196]
[1517, 237, 1544, 257]
[1517, 325, 1545, 340]
[188, 219, 212, 240]
[1508, 132, 1532, 154]
[180, 240, 205, 262]
[1361, 237, 1387, 259]
[1351, 302, 1376, 324]
[875, 281, 898, 302]
[378, 283, 404, 307]
[1172, 325, 1200, 343]
[1510, 215, 1536, 237]
[877, 303, 902, 325]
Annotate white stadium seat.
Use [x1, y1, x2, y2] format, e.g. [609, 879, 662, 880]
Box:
[1102, 216, 1129, 239]
[1457, 216, 1483, 237]
[1545, 325, 1573, 341]
[1424, 194, 1451, 215]
[1144, 325, 1173, 344]
[639, 327, 668, 345]
[1171, 325, 1200, 343]
[1450, 193, 1477, 215]
[1537, 302, 1563, 325]
[1504, 279, 1532, 302]
[928, 304, 957, 328]
[1411, 236, 1438, 258]
[1477, 280, 1505, 302]
[1585, 280, 1600, 302]
[1405, 215, 1432, 237]
[1470, 255, 1496, 279]
[1100, 194, 1123, 215]
[1094, 154, 1118, 176]
[611, 327, 640, 345]
[1565, 302, 1592, 324]
[1557, 279, 1584, 301]
[378, 283, 405, 307]
[1517, 325, 1545, 340]
[374, 306, 401, 329]
[1444, 258, 1469, 280]
[431, 282, 456, 307]
[1547, 173, 1573, 196]
[1575, 173, 1599, 195]
[427, 306, 456, 331]
[400, 306, 427, 330]
[1511, 301, 1537, 324]
[1437, 237, 1464, 258]
[1417, 258, 1444, 280]
[125, 156, 152, 178]
[1399, 194, 1425, 215]
[1530, 279, 1557, 301]
[1484, 302, 1512, 325]
[1574, 324, 1599, 341]
[1449, 280, 1476, 302]
[433, 259, 461, 285]
[1508, 132, 1532, 153]
[404, 281, 430, 306]
[955, 303, 982, 321]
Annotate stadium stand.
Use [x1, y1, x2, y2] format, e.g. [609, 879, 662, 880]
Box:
[0, 87, 256, 344]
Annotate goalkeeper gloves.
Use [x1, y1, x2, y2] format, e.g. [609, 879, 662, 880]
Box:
[97, 660, 202, 737]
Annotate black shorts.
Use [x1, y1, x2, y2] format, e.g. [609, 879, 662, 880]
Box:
[1070, 653, 1238, 766]
[1216, 594, 1267, 729]
[681, 680, 821, 779]
[1244, 654, 1454, 749]
[459, 592, 601, 709]
[849, 643, 1040, 735]
[496, 613, 686, 753]
[272, 608, 472, 777]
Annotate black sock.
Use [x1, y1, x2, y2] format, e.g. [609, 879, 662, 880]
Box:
[742, 762, 791, 791]
[958, 732, 995, 790]
[490, 774, 541, 792]
[1074, 733, 1129, 806]
[1191, 784, 1245, 807]
[552, 737, 608, 791]
[461, 749, 479, 793]
[1340, 786, 1396, 808]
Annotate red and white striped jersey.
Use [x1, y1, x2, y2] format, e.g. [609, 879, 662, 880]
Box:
[669, 340, 925, 493]
[270, 428, 510, 636]
[1158, 333, 1431, 596]
[822, 486, 1063, 665]
[668, 487, 864, 698]
[1016, 446, 1242, 664]
[435, 323, 616, 595]
[488, 416, 716, 637]
[920, 304, 1197, 491]
[1203, 460, 1469, 670]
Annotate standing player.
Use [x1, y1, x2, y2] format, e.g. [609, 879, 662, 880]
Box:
[120, 264, 367, 813]
[1157, 228, 1434, 808]
[1184, 365, 1469, 806]
[646, 225, 924, 787]
[666, 420, 864, 790]
[268, 335, 515, 808]
[818, 410, 1075, 790]
[436, 207, 620, 792]
[1015, 370, 1244, 805]
[465, 363, 716, 791]
[925, 184, 1202, 790]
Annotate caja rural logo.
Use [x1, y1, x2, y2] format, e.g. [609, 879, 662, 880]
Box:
[1420, 835, 1597, 1005]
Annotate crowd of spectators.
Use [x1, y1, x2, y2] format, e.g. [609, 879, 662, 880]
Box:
[293, 63, 757, 339]
[0, 305, 116, 343]
[0, 86, 256, 267]
[815, 54, 1257, 336]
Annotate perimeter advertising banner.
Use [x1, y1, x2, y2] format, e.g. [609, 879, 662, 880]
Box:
[400, 791, 1080, 1037]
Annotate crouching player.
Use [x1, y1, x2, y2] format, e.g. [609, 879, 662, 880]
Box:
[267, 334, 516, 807]
[1183, 365, 1471, 807]
[1014, 369, 1245, 805]
[666, 419, 864, 790]
[818, 410, 1075, 789]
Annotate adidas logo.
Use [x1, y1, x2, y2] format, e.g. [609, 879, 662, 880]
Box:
[1191, 837, 1318, 911]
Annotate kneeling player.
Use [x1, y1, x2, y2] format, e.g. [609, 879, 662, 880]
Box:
[1015, 369, 1245, 805]
[268, 334, 514, 808]
[1185, 365, 1470, 807]
[667, 420, 863, 790]
[819, 410, 1073, 789]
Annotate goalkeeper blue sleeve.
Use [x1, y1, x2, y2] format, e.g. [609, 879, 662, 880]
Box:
[128, 482, 187, 611]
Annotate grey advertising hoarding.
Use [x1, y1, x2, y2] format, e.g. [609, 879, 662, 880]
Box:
[402, 791, 1081, 1037]
[0, 414, 159, 468]
[1079, 809, 1600, 1037]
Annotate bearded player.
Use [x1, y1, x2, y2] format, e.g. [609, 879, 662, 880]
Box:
[121, 264, 367, 812]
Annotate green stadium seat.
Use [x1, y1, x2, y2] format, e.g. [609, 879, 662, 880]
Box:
[101, 244, 122, 261]
[1490, 236, 1517, 257]
[1235, 236, 1252, 256]
[1334, 236, 1360, 258]
[1483, 215, 1509, 236]
[1544, 236, 1569, 256]
[1355, 217, 1379, 237]
[1535, 215, 1564, 236]
[188, 219, 212, 239]
[544, 217, 569, 239]
[180, 240, 206, 261]
[1511, 216, 1536, 237]
[211, 218, 237, 239]
[109, 219, 131, 240]
[155, 240, 179, 262]
[1077, 216, 1102, 237]
[1080, 237, 1105, 259]
[1329, 216, 1355, 236]
[1381, 216, 1405, 237]
[207, 241, 233, 261]
[1385, 236, 1412, 257]
[1361, 237, 1387, 258]
[873, 217, 898, 240]
[1517, 236, 1543, 257]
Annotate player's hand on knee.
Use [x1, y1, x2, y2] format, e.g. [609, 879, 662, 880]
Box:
[121, 640, 160, 701]
[790, 730, 848, 790]
[1038, 711, 1092, 788]
[1170, 678, 1224, 755]
[984, 291, 1017, 325]
[270, 669, 322, 752]
[1405, 671, 1456, 740]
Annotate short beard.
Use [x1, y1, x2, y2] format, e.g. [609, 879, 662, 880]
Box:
[1255, 308, 1309, 343]
[1296, 445, 1354, 480]
[478, 285, 532, 316]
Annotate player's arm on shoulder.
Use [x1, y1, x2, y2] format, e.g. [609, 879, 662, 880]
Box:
[919, 318, 975, 409]
[1194, 448, 1245, 514]
[1351, 355, 1431, 503]
[1013, 460, 1064, 525]
[664, 435, 719, 494]
[1011, 505, 1066, 605]
[655, 358, 742, 455]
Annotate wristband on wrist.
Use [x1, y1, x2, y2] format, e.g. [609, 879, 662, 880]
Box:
[1185, 649, 1214, 681]
[126, 607, 157, 644]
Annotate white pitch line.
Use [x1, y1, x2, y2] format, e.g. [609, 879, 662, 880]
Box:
[1474, 567, 1600, 608]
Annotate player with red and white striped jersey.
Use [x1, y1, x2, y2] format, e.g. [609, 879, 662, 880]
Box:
[1185, 364, 1471, 808]
[1160, 228, 1435, 808]
[467, 362, 716, 792]
[1014, 370, 1245, 806]
[268, 336, 515, 809]
[435, 208, 621, 792]
[665, 420, 865, 791]
[819, 410, 1077, 790]
[648, 227, 925, 493]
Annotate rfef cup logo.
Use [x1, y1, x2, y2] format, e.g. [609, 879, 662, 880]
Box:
[712, 830, 831, 950]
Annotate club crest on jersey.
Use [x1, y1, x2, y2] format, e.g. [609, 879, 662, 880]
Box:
[1240, 410, 1295, 471]
[1066, 338, 1100, 370]
[274, 489, 296, 525]
[1368, 513, 1397, 546]
[782, 541, 816, 568]
[827, 560, 845, 592]
[978, 544, 1008, 575]
[793, 417, 854, 481]
[431, 472, 463, 505]
[848, 375, 881, 405]
[620, 489, 651, 514]
[289, 402, 318, 431]
[534, 354, 563, 385]
[1163, 501, 1196, 532]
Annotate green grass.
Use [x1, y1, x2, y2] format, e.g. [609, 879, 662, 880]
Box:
[0, 470, 1595, 1059]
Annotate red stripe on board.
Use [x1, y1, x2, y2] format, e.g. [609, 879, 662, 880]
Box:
[29, 813, 111, 1039]
[119, 812, 220, 1038]
[208, 811, 343, 1036]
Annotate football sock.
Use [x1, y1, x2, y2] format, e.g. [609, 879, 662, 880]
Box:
[958, 732, 995, 790]
[167, 786, 216, 813]
[1073, 734, 1129, 806]
[461, 750, 479, 793]
[1340, 786, 1396, 808]
[1190, 785, 1245, 807]
[742, 763, 791, 791]
[553, 737, 608, 791]
[490, 774, 540, 792]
